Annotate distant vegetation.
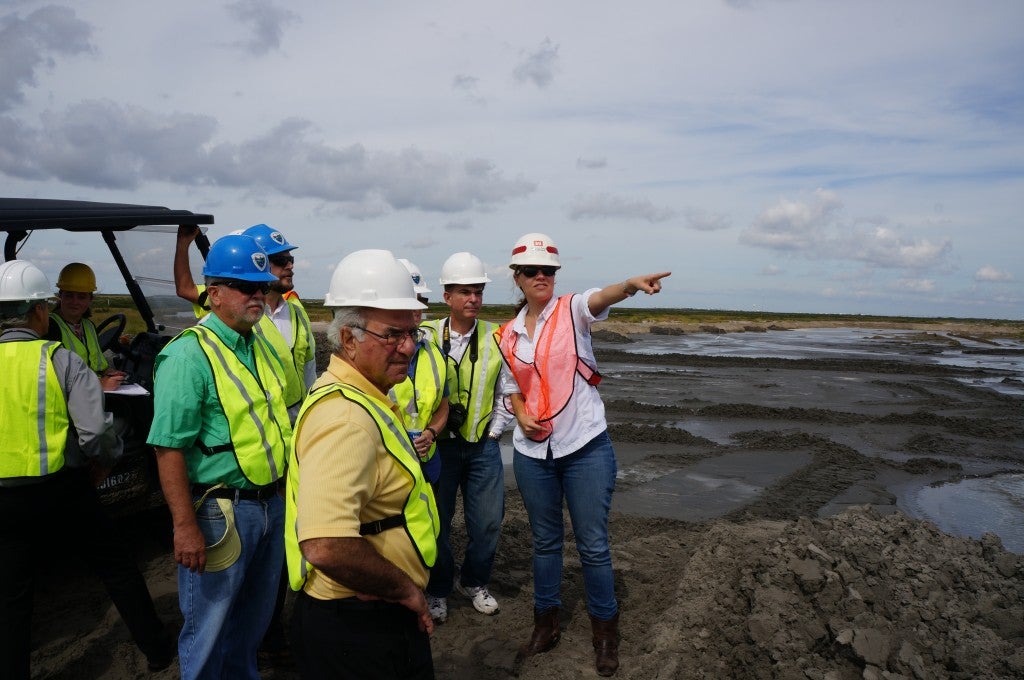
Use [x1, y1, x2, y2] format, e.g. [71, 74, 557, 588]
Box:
[92, 294, 1023, 337]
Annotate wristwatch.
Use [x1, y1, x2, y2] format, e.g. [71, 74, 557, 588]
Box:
[487, 432, 501, 440]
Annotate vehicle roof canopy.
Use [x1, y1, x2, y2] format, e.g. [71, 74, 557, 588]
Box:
[0, 198, 214, 233]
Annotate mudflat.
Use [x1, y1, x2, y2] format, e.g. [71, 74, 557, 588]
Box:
[29, 320, 1024, 679]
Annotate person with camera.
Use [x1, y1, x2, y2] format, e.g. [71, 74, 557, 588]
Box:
[419, 252, 512, 623]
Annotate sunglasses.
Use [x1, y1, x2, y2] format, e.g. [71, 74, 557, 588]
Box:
[214, 280, 270, 296]
[269, 254, 294, 266]
[518, 266, 559, 278]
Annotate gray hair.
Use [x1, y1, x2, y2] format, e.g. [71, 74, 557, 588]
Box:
[326, 307, 367, 351]
[0, 300, 43, 330]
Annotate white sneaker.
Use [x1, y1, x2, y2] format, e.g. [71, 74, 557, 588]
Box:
[456, 582, 499, 615]
[426, 594, 448, 623]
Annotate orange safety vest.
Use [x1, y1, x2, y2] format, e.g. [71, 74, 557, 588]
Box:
[496, 294, 601, 442]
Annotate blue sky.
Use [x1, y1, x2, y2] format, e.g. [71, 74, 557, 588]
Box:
[2, 0, 1022, 318]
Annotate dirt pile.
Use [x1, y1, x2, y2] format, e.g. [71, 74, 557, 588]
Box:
[641, 507, 1024, 680]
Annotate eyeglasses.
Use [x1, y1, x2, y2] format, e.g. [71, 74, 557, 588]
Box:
[213, 280, 270, 296]
[518, 266, 559, 278]
[269, 254, 294, 266]
[355, 326, 425, 346]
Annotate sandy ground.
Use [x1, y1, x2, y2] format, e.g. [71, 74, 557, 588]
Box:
[29, 322, 1024, 679]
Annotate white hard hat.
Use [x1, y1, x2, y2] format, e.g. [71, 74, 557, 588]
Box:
[439, 252, 491, 285]
[324, 250, 427, 310]
[0, 260, 55, 302]
[397, 258, 432, 294]
[509, 232, 560, 269]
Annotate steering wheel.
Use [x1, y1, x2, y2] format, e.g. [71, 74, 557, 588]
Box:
[95, 313, 127, 352]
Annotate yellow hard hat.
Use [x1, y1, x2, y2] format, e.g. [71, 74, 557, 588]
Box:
[55, 262, 97, 293]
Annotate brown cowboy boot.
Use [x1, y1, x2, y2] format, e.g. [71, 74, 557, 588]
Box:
[512, 607, 560, 675]
[591, 612, 620, 676]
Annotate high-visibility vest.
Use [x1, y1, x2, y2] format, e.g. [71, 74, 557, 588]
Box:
[496, 294, 601, 442]
[388, 341, 445, 461]
[422, 318, 502, 442]
[165, 325, 291, 485]
[193, 286, 309, 408]
[49, 314, 108, 373]
[0, 340, 69, 478]
[285, 382, 439, 592]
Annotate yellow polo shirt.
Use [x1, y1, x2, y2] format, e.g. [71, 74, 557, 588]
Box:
[295, 354, 430, 600]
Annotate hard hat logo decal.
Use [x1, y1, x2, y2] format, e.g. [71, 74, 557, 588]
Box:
[412, 274, 421, 285]
[271, 232, 285, 246]
[252, 252, 268, 271]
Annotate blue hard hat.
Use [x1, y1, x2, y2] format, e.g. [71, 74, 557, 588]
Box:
[241, 224, 296, 255]
[202, 234, 278, 282]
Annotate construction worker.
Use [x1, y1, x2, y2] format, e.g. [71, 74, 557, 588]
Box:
[174, 224, 315, 421]
[421, 252, 512, 623]
[497, 232, 669, 676]
[147, 235, 291, 680]
[47, 262, 126, 391]
[0, 260, 173, 680]
[284, 249, 439, 678]
[393, 258, 449, 484]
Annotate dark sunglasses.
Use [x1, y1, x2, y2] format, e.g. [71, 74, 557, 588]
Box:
[518, 265, 559, 278]
[269, 254, 294, 266]
[214, 280, 270, 296]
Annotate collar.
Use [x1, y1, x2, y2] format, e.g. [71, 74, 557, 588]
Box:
[202, 312, 255, 351]
[512, 295, 558, 334]
[0, 327, 41, 342]
[324, 353, 392, 405]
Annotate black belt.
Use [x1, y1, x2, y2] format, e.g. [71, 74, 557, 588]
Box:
[192, 483, 279, 501]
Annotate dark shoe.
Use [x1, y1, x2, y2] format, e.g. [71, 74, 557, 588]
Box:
[145, 627, 177, 672]
[512, 607, 560, 675]
[591, 612, 620, 677]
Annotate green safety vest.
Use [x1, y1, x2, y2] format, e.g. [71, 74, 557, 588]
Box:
[388, 340, 446, 461]
[0, 341, 69, 478]
[168, 325, 291, 485]
[285, 382, 439, 592]
[49, 314, 108, 373]
[193, 286, 309, 409]
[422, 318, 502, 442]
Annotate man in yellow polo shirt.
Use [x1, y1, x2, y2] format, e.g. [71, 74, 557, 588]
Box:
[284, 249, 439, 679]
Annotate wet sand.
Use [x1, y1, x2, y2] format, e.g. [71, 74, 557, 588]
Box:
[29, 322, 1024, 679]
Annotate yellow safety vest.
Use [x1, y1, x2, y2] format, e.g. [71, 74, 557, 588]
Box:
[285, 382, 439, 592]
[193, 286, 308, 409]
[0, 341, 69, 478]
[49, 314, 108, 373]
[422, 318, 502, 442]
[172, 325, 291, 485]
[388, 340, 446, 461]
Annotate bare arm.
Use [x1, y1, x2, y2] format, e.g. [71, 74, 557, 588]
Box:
[587, 271, 672, 317]
[509, 392, 543, 440]
[154, 446, 207, 573]
[301, 536, 434, 634]
[174, 225, 201, 304]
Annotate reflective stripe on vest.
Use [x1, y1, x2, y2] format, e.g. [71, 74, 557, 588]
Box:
[173, 325, 291, 485]
[497, 294, 601, 442]
[252, 314, 304, 408]
[50, 314, 108, 373]
[422, 319, 502, 442]
[285, 382, 439, 592]
[388, 341, 445, 460]
[0, 341, 69, 478]
[286, 297, 315, 384]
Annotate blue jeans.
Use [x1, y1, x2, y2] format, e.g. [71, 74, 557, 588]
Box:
[513, 430, 618, 620]
[178, 494, 284, 680]
[426, 437, 504, 597]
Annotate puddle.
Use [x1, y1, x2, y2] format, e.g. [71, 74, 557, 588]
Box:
[902, 473, 1024, 554]
[613, 450, 811, 521]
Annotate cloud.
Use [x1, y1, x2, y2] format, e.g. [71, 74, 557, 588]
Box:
[760, 264, 782, 276]
[513, 37, 559, 88]
[684, 207, 731, 232]
[452, 74, 485, 104]
[576, 157, 606, 170]
[740, 189, 952, 271]
[225, 0, 299, 56]
[444, 218, 473, 231]
[974, 266, 1013, 282]
[568, 192, 675, 223]
[0, 5, 93, 112]
[0, 101, 536, 214]
[894, 278, 936, 293]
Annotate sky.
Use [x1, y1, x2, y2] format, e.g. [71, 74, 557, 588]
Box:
[1, 0, 1022, 319]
